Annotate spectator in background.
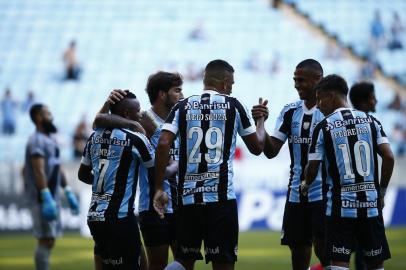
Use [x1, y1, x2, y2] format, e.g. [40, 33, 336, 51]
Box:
[63, 40, 81, 80]
[21, 90, 35, 112]
[387, 93, 404, 111]
[244, 51, 261, 72]
[1, 88, 17, 135]
[72, 117, 90, 158]
[358, 59, 376, 81]
[324, 42, 343, 61]
[388, 12, 404, 50]
[188, 21, 206, 40]
[370, 10, 385, 53]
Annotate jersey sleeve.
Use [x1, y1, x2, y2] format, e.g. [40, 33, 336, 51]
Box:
[81, 133, 94, 166]
[308, 122, 325, 161]
[27, 135, 46, 157]
[235, 99, 256, 137]
[271, 105, 292, 143]
[372, 117, 389, 145]
[162, 102, 180, 135]
[132, 133, 155, 169]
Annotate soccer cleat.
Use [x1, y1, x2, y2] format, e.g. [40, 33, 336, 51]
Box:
[40, 188, 58, 221]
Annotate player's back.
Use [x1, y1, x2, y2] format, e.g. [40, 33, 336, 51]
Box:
[314, 108, 388, 218]
[85, 127, 154, 221]
[164, 90, 255, 205]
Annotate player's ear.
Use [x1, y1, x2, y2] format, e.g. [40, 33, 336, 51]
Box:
[158, 90, 166, 100]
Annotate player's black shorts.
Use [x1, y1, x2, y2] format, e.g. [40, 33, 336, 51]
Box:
[326, 216, 391, 263]
[88, 215, 141, 270]
[139, 210, 177, 247]
[176, 199, 238, 263]
[281, 200, 326, 247]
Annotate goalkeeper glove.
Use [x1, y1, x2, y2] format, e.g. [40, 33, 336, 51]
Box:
[64, 186, 80, 215]
[40, 188, 58, 221]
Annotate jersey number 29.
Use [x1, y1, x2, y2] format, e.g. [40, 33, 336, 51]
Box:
[188, 127, 223, 164]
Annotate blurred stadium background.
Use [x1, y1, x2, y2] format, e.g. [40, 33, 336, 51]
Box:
[0, 0, 405, 269]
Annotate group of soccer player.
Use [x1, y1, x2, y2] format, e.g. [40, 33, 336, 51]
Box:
[24, 58, 394, 270]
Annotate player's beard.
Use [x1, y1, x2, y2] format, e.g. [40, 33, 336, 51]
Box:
[42, 120, 58, 134]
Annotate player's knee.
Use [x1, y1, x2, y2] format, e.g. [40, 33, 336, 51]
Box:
[164, 260, 189, 270]
[329, 266, 349, 270]
[39, 238, 55, 249]
[366, 261, 384, 270]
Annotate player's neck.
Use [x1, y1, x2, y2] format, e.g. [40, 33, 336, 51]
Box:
[304, 98, 317, 109]
[151, 104, 170, 120]
[36, 126, 49, 136]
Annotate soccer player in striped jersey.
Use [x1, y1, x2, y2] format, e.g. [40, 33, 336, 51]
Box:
[349, 81, 378, 270]
[252, 59, 327, 270]
[78, 91, 155, 270]
[301, 75, 394, 270]
[93, 72, 183, 270]
[154, 59, 267, 270]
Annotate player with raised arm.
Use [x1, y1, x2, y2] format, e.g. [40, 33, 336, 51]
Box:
[154, 59, 266, 270]
[252, 59, 328, 270]
[78, 91, 155, 270]
[24, 104, 79, 270]
[93, 72, 183, 270]
[301, 75, 394, 270]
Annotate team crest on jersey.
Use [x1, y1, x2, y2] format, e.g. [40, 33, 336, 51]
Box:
[303, 122, 310, 130]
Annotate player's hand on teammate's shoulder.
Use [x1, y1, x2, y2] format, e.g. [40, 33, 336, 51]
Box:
[153, 189, 169, 219]
[107, 89, 128, 104]
[251, 97, 269, 121]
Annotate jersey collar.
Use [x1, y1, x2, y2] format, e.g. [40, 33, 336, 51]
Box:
[203, 89, 220, 95]
[301, 101, 317, 114]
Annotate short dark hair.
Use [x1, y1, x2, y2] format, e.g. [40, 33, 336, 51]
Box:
[146, 71, 183, 104]
[204, 59, 234, 85]
[110, 90, 137, 115]
[296, 59, 323, 76]
[315, 74, 348, 96]
[349, 82, 375, 110]
[29, 103, 45, 123]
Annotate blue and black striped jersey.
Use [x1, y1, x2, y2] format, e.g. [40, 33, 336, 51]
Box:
[138, 108, 179, 214]
[308, 108, 389, 218]
[162, 90, 256, 205]
[272, 100, 325, 203]
[81, 128, 155, 221]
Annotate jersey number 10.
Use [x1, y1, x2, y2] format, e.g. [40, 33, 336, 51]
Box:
[338, 140, 371, 180]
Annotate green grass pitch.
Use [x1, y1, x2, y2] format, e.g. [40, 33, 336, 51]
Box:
[1, 228, 405, 269]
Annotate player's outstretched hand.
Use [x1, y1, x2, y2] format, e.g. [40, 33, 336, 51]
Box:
[108, 89, 127, 104]
[300, 181, 309, 197]
[64, 186, 80, 215]
[153, 190, 169, 219]
[251, 97, 269, 121]
[40, 188, 59, 221]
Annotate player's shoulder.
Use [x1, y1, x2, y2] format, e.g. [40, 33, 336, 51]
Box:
[279, 100, 302, 114]
[121, 128, 149, 141]
[27, 131, 48, 146]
